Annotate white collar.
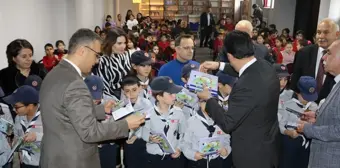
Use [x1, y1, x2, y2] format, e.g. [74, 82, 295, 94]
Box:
[239, 57, 257, 77]
[334, 74, 340, 85]
[139, 78, 149, 86]
[63, 59, 82, 78]
[218, 94, 229, 102]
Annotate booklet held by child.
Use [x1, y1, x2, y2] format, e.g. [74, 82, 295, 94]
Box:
[187, 71, 218, 96]
[199, 136, 223, 156]
[111, 99, 134, 121]
[176, 89, 198, 108]
[0, 118, 14, 135]
[151, 131, 176, 154]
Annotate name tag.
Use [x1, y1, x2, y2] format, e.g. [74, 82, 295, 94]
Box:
[217, 131, 222, 135]
[171, 119, 179, 123]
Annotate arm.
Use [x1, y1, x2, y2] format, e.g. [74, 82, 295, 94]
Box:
[218, 62, 239, 77]
[94, 104, 106, 121]
[205, 86, 256, 133]
[64, 80, 129, 143]
[304, 123, 340, 142]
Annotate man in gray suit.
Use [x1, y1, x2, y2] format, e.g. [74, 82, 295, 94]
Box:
[39, 29, 146, 168]
[297, 39, 340, 168]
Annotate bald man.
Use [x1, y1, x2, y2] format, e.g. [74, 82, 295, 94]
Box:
[290, 18, 340, 102]
[219, 20, 273, 64]
[297, 40, 340, 168]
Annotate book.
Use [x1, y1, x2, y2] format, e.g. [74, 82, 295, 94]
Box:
[199, 136, 222, 156]
[19, 141, 41, 155]
[0, 118, 14, 135]
[176, 89, 198, 108]
[111, 99, 134, 121]
[187, 71, 218, 96]
[151, 131, 176, 154]
[133, 107, 151, 119]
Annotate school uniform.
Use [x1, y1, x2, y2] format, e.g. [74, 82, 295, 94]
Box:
[0, 103, 14, 167]
[217, 92, 229, 111]
[142, 105, 187, 168]
[278, 89, 294, 109]
[14, 106, 42, 168]
[123, 97, 153, 168]
[182, 110, 232, 168]
[278, 98, 317, 168]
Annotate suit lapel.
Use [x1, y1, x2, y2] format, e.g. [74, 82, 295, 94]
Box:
[318, 81, 340, 116]
[309, 45, 319, 77]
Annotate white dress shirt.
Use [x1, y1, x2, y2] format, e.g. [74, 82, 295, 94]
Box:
[219, 58, 257, 77]
[63, 58, 83, 79]
[207, 13, 210, 26]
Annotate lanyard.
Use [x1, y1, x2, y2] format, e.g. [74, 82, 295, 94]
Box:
[196, 110, 215, 137]
[154, 105, 174, 135]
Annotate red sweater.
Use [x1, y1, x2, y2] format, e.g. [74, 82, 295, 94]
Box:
[273, 47, 285, 64]
[158, 41, 170, 52]
[214, 39, 223, 55]
[42, 55, 59, 71]
[292, 39, 312, 52]
[225, 23, 235, 31]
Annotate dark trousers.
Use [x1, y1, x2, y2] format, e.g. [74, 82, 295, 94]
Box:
[123, 139, 147, 168]
[20, 163, 38, 168]
[280, 135, 310, 168]
[200, 26, 213, 47]
[187, 156, 232, 168]
[99, 144, 118, 168]
[146, 153, 186, 168]
[3, 162, 12, 168]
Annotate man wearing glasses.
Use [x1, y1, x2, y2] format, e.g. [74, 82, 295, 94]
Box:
[38, 28, 146, 168]
[158, 34, 200, 86]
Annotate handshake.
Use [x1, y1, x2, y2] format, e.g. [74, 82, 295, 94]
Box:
[104, 100, 146, 130]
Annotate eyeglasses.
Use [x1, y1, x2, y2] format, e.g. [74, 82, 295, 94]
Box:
[84, 46, 103, 59]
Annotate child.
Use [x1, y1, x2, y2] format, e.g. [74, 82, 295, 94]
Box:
[0, 87, 14, 168]
[274, 64, 294, 104]
[126, 14, 138, 30]
[278, 76, 318, 168]
[84, 75, 118, 168]
[296, 39, 308, 51]
[54, 40, 68, 60]
[273, 37, 285, 64]
[158, 34, 170, 52]
[216, 71, 237, 110]
[142, 76, 187, 168]
[163, 40, 176, 62]
[121, 76, 153, 168]
[225, 17, 235, 31]
[281, 41, 295, 65]
[129, 50, 153, 101]
[182, 101, 232, 168]
[42, 43, 59, 71]
[213, 33, 224, 61]
[256, 35, 265, 44]
[3, 86, 42, 168]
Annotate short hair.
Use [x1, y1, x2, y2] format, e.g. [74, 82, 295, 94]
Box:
[296, 30, 305, 36]
[152, 91, 164, 100]
[44, 43, 53, 50]
[282, 28, 290, 34]
[68, 28, 102, 55]
[298, 39, 309, 47]
[6, 39, 34, 67]
[269, 29, 278, 35]
[175, 34, 193, 46]
[121, 76, 140, 88]
[102, 28, 127, 55]
[224, 30, 254, 59]
[106, 15, 112, 19]
[55, 40, 65, 48]
[269, 24, 276, 30]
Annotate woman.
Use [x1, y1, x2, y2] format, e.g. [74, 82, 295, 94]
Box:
[102, 15, 116, 29]
[125, 9, 133, 22]
[0, 39, 47, 96]
[93, 28, 134, 98]
[136, 13, 143, 24]
[94, 26, 101, 35]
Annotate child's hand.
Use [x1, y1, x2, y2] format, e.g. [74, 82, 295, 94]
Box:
[171, 148, 181, 158]
[194, 152, 204, 160]
[24, 132, 37, 142]
[104, 100, 115, 114]
[218, 147, 228, 157]
[149, 135, 161, 143]
[287, 130, 299, 139]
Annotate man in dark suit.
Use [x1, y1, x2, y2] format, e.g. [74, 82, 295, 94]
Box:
[199, 6, 215, 47]
[198, 30, 281, 168]
[291, 18, 339, 102]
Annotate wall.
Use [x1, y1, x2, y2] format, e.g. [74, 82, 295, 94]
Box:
[0, 0, 105, 69]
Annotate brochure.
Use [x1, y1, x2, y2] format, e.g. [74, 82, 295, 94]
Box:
[19, 141, 41, 155]
[133, 107, 151, 119]
[151, 131, 176, 154]
[0, 118, 14, 135]
[187, 71, 218, 96]
[199, 136, 222, 156]
[286, 107, 303, 118]
[112, 99, 134, 121]
[176, 89, 199, 108]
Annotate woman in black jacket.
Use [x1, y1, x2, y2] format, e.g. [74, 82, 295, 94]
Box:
[0, 39, 47, 96]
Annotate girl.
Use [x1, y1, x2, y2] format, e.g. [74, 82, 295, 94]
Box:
[149, 23, 160, 39]
[157, 34, 170, 52]
[152, 45, 165, 62]
[126, 14, 138, 30]
[54, 40, 68, 60]
[94, 26, 101, 35]
[127, 36, 140, 53]
[163, 40, 176, 61]
[281, 41, 295, 65]
[273, 37, 285, 64]
[256, 35, 265, 44]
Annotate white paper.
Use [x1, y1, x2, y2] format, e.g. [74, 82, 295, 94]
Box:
[112, 102, 134, 121]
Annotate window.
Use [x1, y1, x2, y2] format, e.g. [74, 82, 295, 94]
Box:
[263, 0, 275, 9]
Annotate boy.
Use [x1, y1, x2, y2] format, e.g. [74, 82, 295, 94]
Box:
[120, 76, 153, 168]
[182, 101, 232, 168]
[216, 71, 237, 110]
[84, 75, 118, 168]
[142, 76, 187, 168]
[42, 43, 59, 71]
[3, 86, 42, 168]
[278, 76, 318, 168]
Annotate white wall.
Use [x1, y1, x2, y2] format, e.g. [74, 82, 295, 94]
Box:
[318, 0, 340, 26]
[0, 0, 105, 69]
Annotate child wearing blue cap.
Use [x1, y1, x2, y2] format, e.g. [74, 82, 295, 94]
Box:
[278, 76, 318, 168]
[24, 75, 43, 91]
[121, 76, 153, 168]
[216, 71, 237, 110]
[84, 75, 119, 168]
[0, 87, 14, 168]
[3, 85, 42, 168]
[142, 76, 187, 168]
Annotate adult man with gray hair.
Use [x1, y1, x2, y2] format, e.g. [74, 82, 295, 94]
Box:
[39, 29, 146, 168]
[297, 39, 340, 168]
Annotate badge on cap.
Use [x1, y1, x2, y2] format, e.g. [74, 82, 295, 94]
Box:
[191, 64, 195, 68]
[92, 85, 97, 91]
[281, 66, 286, 70]
[309, 87, 315, 93]
[169, 79, 173, 83]
[32, 81, 38, 87]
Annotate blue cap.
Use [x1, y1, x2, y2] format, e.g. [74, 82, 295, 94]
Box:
[3, 85, 39, 105]
[216, 71, 237, 86]
[131, 50, 152, 66]
[150, 76, 182, 94]
[181, 63, 199, 78]
[24, 75, 42, 91]
[84, 75, 104, 100]
[297, 76, 318, 102]
[0, 87, 4, 97]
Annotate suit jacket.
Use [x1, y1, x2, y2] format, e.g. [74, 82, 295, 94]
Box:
[39, 60, 129, 168]
[206, 59, 281, 168]
[290, 44, 335, 102]
[200, 12, 215, 28]
[304, 80, 340, 168]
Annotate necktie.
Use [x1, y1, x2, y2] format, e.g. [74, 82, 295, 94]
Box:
[316, 50, 326, 93]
